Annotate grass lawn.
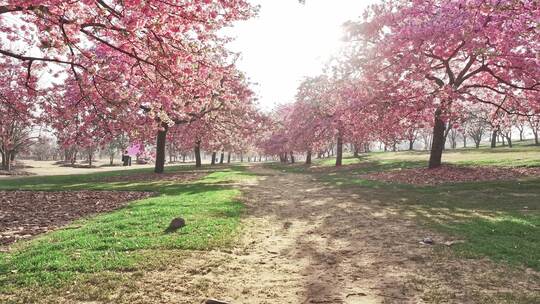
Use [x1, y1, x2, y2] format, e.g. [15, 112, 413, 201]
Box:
[267, 143, 540, 271]
[0, 165, 257, 299]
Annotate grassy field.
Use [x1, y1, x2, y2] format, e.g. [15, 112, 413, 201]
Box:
[268, 143, 540, 272]
[0, 165, 257, 300]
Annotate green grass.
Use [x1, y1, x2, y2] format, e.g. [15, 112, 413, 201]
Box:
[268, 144, 540, 271]
[0, 165, 257, 294]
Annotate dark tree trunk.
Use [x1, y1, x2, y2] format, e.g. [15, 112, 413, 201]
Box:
[534, 131, 539, 145]
[519, 131, 524, 141]
[240, 152, 244, 162]
[306, 150, 312, 165]
[290, 152, 295, 164]
[5, 152, 11, 172]
[211, 152, 216, 165]
[463, 134, 467, 148]
[1, 151, 5, 170]
[194, 141, 202, 168]
[491, 129, 498, 148]
[336, 133, 343, 167]
[88, 151, 93, 167]
[409, 140, 414, 151]
[353, 144, 359, 157]
[428, 109, 446, 169]
[182, 154, 186, 163]
[227, 153, 231, 164]
[505, 134, 512, 148]
[154, 125, 168, 173]
[220, 151, 224, 164]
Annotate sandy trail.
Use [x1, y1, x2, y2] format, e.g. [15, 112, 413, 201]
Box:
[124, 166, 537, 304]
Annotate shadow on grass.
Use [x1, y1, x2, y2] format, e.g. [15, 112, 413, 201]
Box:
[265, 157, 540, 272]
[0, 165, 260, 292]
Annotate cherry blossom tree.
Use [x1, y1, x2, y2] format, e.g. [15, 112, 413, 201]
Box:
[348, 0, 540, 168]
[1, 0, 257, 173]
[0, 59, 39, 171]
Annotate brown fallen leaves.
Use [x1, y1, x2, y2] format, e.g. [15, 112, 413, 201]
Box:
[102, 171, 202, 183]
[359, 165, 540, 185]
[0, 190, 154, 246]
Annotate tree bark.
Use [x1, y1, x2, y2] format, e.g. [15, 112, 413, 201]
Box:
[154, 125, 168, 173]
[227, 153, 231, 164]
[491, 129, 498, 148]
[505, 134, 512, 148]
[290, 152, 295, 164]
[409, 140, 414, 151]
[219, 151, 224, 164]
[336, 133, 343, 167]
[428, 109, 446, 169]
[306, 150, 312, 165]
[211, 152, 216, 165]
[5, 151, 11, 172]
[534, 130, 539, 145]
[1, 151, 5, 170]
[194, 141, 202, 167]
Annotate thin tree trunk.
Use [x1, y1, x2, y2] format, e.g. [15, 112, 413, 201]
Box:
[211, 152, 216, 165]
[194, 141, 202, 168]
[336, 133, 343, 167]
[491, 129, 498, 148]
[1, 151, 5, 170]
[534, 130, 539, 145]
[227, 153, 231, 163]
[428, 109, 446, 169]
[506, 134, 512, 148]
[409, 140, 414, 151]
[306, 150, 312, 165]
[154, 125, 168, 173]
[220, 151, 224, 164]
[290, 152, 295, 164]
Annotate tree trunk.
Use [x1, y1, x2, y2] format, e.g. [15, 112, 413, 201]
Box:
[336, 133, 343, 167]
[240, 152, 244, 162]
[194, 141, 202, 167]
[353, 144, 359, 157]
[220, 151, 224, 164]
[88, 150, 93, 167]
[5, 152, 11, 172]
[290, 152, 295, 164]
[183, 154, 186, 163]
[409, 140, 414, 151]
[227, 153, 231, 164]
[1, 151, 5, 170]
[110, 154, 114, 166]
[211, 152, 216, 165]
[306, 150, 312, 165]
[154, 125, 168, 174]
[463, 135, 467, 148]
[519, 131, 524, 141]
[428, 109, 446, 169]
[506, 134, 512, 148]
[491, 129, 498, 148]
[534, 131, 539, 145]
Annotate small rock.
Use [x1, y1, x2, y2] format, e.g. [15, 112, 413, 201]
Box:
[420, 237, 434, 245]
[205, 299, 230, 304]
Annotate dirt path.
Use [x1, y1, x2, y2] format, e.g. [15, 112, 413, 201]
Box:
[123, 166, 537, 304]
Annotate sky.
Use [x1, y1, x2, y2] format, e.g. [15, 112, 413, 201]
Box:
[226, 0, 376, 111]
